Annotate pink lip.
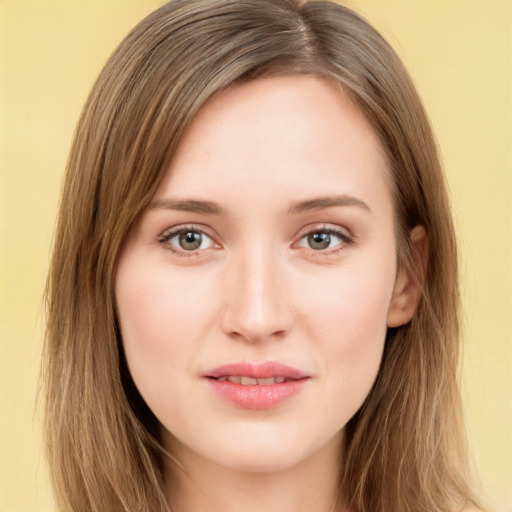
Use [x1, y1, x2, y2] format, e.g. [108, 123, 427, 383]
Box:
[203, 361, 310, 410]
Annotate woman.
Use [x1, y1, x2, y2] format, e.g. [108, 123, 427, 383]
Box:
[42, 1, 482, 511]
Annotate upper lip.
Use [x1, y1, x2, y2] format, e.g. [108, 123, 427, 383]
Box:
[204, 361, 309, 380]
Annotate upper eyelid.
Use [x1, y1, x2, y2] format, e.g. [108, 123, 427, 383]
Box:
[157, 226, 221, 257]
[158, 224, 217, 240]
[157, 225, 220, 254]
[293, 223, 353, 240]
[292, 225, 356, 254]
[156, 223, 354, 248]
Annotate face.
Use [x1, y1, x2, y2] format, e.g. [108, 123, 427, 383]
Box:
[115, 75, 409, 476]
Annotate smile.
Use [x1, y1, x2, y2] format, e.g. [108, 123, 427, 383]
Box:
[214, 376, 289, 385]
[204, 362, 310, 409]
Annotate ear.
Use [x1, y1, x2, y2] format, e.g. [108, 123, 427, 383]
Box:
[387, 225, 428, 328]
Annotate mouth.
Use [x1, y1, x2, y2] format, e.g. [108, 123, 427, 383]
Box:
[211, 375, 296, 385]
[204, 361, 308, 380]
[204, 361, 310, 409]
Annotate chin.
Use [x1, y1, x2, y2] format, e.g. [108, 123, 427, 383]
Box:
[164, 421, 343, 475]
[213, 444, 307, 474]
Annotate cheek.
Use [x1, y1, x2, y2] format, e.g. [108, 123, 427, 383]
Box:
[295, 257, 395, 405]
[297, 255, 395, 339]
[118, 277, 205, 344]
[114, 259, 218, 401]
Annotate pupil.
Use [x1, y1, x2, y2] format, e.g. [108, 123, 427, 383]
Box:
[308, 232, 330, 250]
[179, 231, 201, 250]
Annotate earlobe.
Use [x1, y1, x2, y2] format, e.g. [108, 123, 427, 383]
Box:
[387, 225, 428, 328]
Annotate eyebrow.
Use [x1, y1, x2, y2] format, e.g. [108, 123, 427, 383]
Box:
[288, 195, 370, 214]
[148, 198, 224, 215]
[148, 194, 370, 216]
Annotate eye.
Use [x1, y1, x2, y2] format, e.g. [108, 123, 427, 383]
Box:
[158, 226, 218, 255]
[296, 227, 353, 252]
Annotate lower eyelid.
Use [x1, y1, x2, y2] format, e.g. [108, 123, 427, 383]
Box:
[297, 228, 353, 245]
[157, 225, 353, 256]
[159, 225, 214, 241]
[157, 226, 219, 253]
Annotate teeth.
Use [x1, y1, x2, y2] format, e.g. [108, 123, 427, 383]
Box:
[257, 377, 276, 385]
[240, 376, 258, 385]
[218, 376, 287, 385]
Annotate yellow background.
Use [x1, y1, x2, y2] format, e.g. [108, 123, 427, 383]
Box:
[1, 1, 510, 510]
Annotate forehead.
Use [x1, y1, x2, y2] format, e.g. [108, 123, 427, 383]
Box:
[154, 74, 392, 217]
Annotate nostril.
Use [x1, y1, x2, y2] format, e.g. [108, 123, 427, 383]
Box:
[229, 328, 288, 344]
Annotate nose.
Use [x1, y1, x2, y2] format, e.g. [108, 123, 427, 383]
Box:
[220, 246, 293, 343]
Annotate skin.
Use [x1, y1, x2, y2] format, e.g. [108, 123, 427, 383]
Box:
[115, 75, 423, 512]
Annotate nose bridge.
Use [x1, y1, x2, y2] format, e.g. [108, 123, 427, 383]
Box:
[221, 241, 291, 343]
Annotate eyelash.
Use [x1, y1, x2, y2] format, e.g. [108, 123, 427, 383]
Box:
[157, 225, 219, 257]
[157, 225, 355, 257]
[295, 226, 354, 255]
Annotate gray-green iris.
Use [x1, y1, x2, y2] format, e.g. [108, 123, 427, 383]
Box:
[308, 232, 331, 250]
[179, 231, 202, 250]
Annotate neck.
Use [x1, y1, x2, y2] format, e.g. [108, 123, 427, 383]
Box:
[164, 434, 343, 512]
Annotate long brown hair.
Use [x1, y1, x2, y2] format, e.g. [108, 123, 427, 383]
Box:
[42, 1, 481, 510]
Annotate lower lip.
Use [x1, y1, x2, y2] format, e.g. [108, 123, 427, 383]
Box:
[206, 378, 309, 410]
